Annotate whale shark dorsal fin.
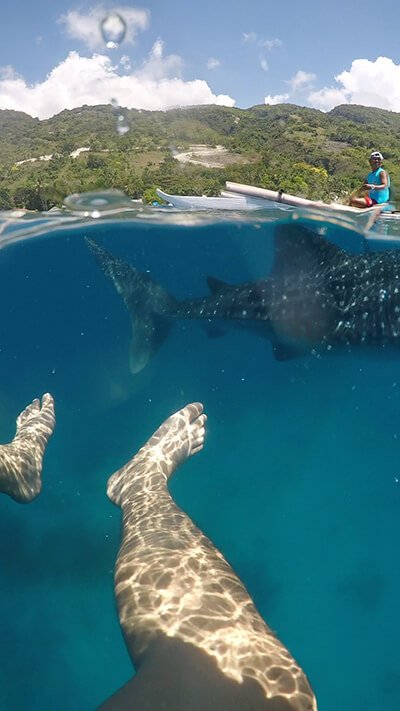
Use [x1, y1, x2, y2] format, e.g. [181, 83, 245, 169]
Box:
[207, 276, 232, 294]
[272, 223, 346, 276]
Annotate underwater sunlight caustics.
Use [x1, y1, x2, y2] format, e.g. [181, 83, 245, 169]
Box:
[1, 395, 316, 710]
[99, 402, 317, 711]
[0, 395, 55, 503]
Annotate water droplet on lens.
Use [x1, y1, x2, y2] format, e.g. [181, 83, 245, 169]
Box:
[117, 123, 130, 136]
[100, 12, 127, 49]
[116, 113, 130, 135]
[63, 189, 138, 216]
[91, 198, 108, 206]
[110, 97, 130, 135]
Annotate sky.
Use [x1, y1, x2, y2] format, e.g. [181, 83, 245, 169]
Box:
[1, 0, 400, 120]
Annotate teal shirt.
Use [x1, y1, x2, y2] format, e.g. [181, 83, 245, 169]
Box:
[367, 167, 390, 203]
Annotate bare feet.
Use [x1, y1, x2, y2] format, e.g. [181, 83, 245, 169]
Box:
[0, 393, 55, 503]
[107, 402, 206, 505]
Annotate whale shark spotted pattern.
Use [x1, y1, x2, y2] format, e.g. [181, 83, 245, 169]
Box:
[86, 223, 400, 371]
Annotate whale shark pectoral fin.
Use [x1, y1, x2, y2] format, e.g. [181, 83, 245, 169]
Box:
[203, 324, 226, 338]
[129, 313, 172, 374]
[272, 339, 310, 361]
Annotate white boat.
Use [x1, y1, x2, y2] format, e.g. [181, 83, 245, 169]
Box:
[155, 188, 271, 211]
[225, 181, 399, 226]
[156, 183, 399, 232]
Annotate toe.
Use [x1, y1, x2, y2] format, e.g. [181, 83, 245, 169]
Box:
[185, 402, 204, 422]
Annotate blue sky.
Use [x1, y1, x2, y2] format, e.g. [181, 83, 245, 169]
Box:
[1, 0, 400, 118]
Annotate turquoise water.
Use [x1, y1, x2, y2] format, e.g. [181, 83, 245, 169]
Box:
[0, 205, 399, 710]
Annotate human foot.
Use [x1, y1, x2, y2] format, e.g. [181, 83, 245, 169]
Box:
[0, 393, 55, 503]
[107, 402, 206, 505]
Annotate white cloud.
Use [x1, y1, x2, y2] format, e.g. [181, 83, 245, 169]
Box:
[0, 65, 19, 81]
[243, 33, 282, 50]
[207, 57, 221, 70]
[244, 34, 282, 76]
[308, 56, 400, 111]
[0, 49, 235, 119]
[308, 87, 348, 112]
[260, 38, 282, 51]
[136, 39, 182, 80]
[264, 93, 290, 105]
[120, 54, 131, 71]
[214, 94, 235, 106]
[58, 5, 150, 50]
[150, 38, 163, 60]
[287, 70, 316, 90]
[243, 32, 257, 43]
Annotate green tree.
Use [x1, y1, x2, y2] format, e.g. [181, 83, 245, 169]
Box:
[0, 187, 12, 209]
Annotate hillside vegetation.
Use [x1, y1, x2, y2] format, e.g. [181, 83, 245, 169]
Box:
[0, 103, 399, 210]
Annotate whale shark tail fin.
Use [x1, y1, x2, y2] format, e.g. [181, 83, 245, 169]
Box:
[86, 238, 177, 373]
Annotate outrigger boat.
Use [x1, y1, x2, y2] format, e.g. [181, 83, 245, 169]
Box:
[157, 182, 399, 230]
[225, 181, 398, 219]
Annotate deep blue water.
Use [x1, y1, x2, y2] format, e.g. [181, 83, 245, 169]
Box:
[0, 210, 399, 710]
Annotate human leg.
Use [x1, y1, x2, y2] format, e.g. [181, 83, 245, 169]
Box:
[0, 394, 55, 503]
[349, 195, 370, 208]
[102, 403, 316, 710]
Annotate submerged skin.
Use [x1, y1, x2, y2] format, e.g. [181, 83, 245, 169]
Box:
[0, 393, 316, 708]
[99, 403, 317, 711]
[0, 394, 55, 503]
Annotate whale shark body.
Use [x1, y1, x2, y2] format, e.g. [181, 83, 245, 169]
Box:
[86, 223, 400, 372]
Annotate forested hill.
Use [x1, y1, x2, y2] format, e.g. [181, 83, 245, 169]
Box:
[0, 102, 399, 210]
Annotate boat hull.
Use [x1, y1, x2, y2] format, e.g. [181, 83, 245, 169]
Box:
[156, 189, 274, 211]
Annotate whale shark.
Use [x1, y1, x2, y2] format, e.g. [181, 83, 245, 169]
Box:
[86, 223, 400, 372]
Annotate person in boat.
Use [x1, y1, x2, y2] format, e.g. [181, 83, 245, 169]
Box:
[349, 151, 390, 208]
